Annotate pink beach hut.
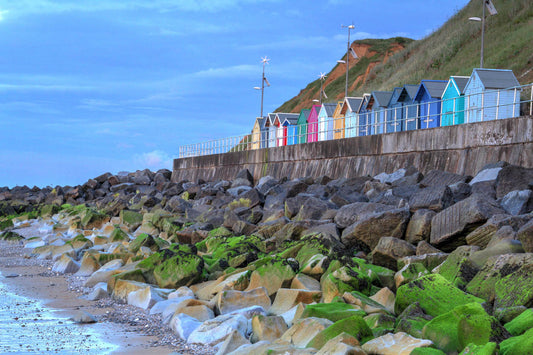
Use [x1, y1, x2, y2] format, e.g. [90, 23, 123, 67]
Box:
[306, 105, 321, 143]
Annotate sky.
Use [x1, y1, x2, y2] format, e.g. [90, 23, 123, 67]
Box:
[0, 0, 471, 188]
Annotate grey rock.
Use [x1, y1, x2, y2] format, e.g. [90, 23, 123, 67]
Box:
[419, 170, 468, 188]
[370, 237, 416, 271]
[334, 202, 395, 229]
[466, 214, 531, 248]
[448, 182, 472, 203]
[430, 194, 506, 252]
[409, 185, 453, 212]
[227, 186, 252, 197]
[500, 190, 532, 215]
[70, 311, 97, 324]
[469, 167, 502, 185]
[518, 219, 533, 252]
[495, 165, 533, 199]
[405, 209, 436, 244]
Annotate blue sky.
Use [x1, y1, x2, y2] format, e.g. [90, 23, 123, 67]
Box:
[0, 0, 470, 188]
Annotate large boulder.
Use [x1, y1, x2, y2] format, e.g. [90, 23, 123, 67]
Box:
[518, 219, 533, 252]
[370, 237, 416, 271]
[215, 287, 271, 315]
[362, 332, 433, 355]
[495, 165, 533, 199]
[419, 170, 468, 188]
[340, 207, 410, 252]
[405, 209, 436, 244]
[430, 194, 505, 252]
[409, 186, 453, 212]
[307, 315, 372, 350]
[500, 190, 533, 215]
[395, 274, 485, 317]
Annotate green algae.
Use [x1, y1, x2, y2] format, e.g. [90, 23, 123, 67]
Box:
[306, 315, 372, 349]
[301, 303, 366, 323]
[499, 327, 533, 355]
[504, 308, 533, 336]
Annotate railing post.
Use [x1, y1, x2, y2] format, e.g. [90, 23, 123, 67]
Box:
[496, 89, 500, 120]
[530, 84, 533, 116]
[466, 95, 470, 123]
[512, 87, 518, 118]
[481, 91, 485, 121]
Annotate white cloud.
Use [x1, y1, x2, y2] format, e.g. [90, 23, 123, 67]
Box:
[190, 64, 257, 79]
[134, 150, 173, 170]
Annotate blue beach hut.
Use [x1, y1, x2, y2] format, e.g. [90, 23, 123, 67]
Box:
[342, 97, 363, 138]
[278, 113, 299, 146]
[266, 113, 277, 148]
[414, 80, 448, 129]
[400, 84, 420, 131]
[464, 68, 521, 123]
[358, 94, 372, 136]
[318, 103, 336, 141]
[368, 91, 393, 135]
[387, 87, 405, 133]
[441, 76, 469, 126]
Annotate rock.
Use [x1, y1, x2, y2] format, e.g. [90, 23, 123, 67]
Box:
[469, 239, 524, 268]
[459, 343, 498, 355]
[398, 253, 448, 272]
[494, 262, 533, 309]
[370, 237, 416, 271]
[84, 259, 124, 287]
[466, 253, 533, 302]
[170, 313, 202, 341]
[362, 332, 433, 355]
[293, 196, 331, 221]
[70, 310, 97, 324]
[342, 291, 388, 315]
[119, 209, 143, 231]
[268, 288, 322, 315]
[395, 263, 429, 289]
[127, 285, 171, 310]
[52, 254, 80, 274]
[466, 214, 530, 248]
[499, 327, 533, 355]
[501, 190, 532, 215]
[495, 165, 533, 199]
[409, 185, 453, 212]
[394, 302, 433, 339]
[215, 287, 271, 315]
[504, 308, 533, 336]
[215, 330, 250, 355]
[280, 317, 333, 348]
[395, 274, 485, 317]
[245, 257, 297, 296]
[449, 182, 472, 203]
[321, 266, 372, 303]
[517, 219, 533, 252]
[422, 302, 509, 353]
[250, 315, 288, 343]
[469, 167, 502, 185]
[416, 241, 443, 255]
[334, 202, 394, 229]
[137, 244, 204, 289]
[374, 169, 408, 184]
[341, 207, 410, 252]
[370, 287, 396, 314]
[187, 313, 248, 347]
[301, 303, 365, 323]
[290, 273, 321, 291]
[87, 283, 108, 301]
[364, 313, 396, 337]
[307, 315, 372, 350]
[436, 245, 480, 289]
[420, 170, 468, 188]
[430, 194, 505, 252]
[315, 333, 365, 355]
[405, 209, 436, 244]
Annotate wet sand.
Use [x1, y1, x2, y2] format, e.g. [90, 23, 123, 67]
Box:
[0, 238, 181, 354]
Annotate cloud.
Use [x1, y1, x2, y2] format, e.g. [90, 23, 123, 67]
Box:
[190, 64, 257, 79]
[134, 150, 173, 170]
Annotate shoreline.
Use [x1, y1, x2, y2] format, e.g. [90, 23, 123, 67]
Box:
[0, 235, 209, 354]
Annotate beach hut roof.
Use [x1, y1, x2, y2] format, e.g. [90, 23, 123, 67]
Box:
[343, 97, 363, 114]
[451, 76, 469, 94]
[417, 80, 448, 99]
[321, 103, 337, 116]
[257, 117, 267, 129]
[471, 68, 520, 89]
[371, 91, 393, 108]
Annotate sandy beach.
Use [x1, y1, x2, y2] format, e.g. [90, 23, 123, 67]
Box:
[0, 226, 213, 355]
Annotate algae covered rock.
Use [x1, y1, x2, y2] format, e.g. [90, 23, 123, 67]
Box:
[394, 302, 433, 338]
[422, 302, 509, 353]
[321, 266, 372, 303]
[494, 262, 533, 309]
[301, 303, 365, 323]
[0, 230, 23, 241]
[245, 256, 298, 296]
[137, 243, 204, 288]
[504, 308, 533, 336]
[306, 315, 372, 350]
[395, 274, 485, 317]
[459, 342, 497, 355]
[499, 327, 533, 355]
[129, 233, 169, 253]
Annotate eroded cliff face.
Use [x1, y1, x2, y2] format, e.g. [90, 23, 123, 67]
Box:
[279, 40, 409, 113]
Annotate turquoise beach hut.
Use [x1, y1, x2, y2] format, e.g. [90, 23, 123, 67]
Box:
[296, 109, 310, 144]
[441, 76, 469, 126]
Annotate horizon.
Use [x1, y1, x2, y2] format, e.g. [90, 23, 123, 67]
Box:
[0, 0, 470, 188]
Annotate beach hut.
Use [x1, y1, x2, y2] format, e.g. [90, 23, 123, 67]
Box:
[266, 113, 277, 148]
[342, 97, 363, 138]
[368, 91, 392, 135]
[441, 76, 469, 126]
[332, 101, 345, 139]
[414, 80, 448, 129]
[251, 117, 265, 150]
[358, 94, 372, 136]
[277, 113, 299, 146]
[387, 87, 405, 133]
[297, 109, 310, 144]
[318, 103, 337, 141]
[400, 84, 421, 131]
[307, 105, 321, 143]
[259, 116, 269, 149]
[464, 68, 521, 123]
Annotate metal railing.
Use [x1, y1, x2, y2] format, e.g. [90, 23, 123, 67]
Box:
[178, 83, 533, 158]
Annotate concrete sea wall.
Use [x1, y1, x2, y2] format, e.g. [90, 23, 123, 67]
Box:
[172, 116, 533, 182]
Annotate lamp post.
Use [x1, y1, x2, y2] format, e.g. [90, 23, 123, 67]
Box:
[341, 24, 355, 98]
[254, 56, 270, 118]
[469, 0, 498, 68]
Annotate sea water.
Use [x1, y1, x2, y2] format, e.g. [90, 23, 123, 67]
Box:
[0, 271, 119, 354]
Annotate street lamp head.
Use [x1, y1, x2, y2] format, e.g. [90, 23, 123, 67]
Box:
[337, 60, 346, 64]
[468, 16, 482, 22]
[253, 87, 261, 90]
[312, 99, 319, 102]
[348, 25, 355, 29]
